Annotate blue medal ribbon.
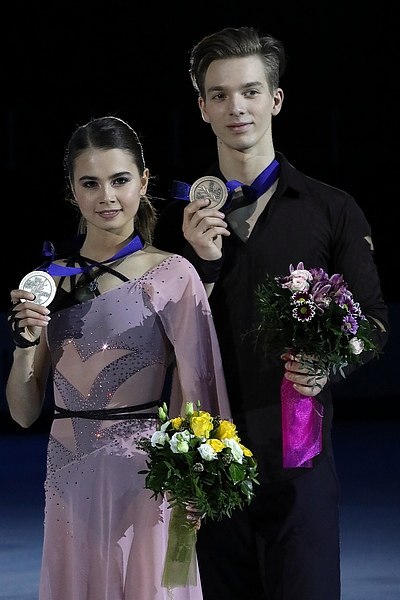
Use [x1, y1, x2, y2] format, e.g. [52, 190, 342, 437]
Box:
[171, 158, 280, 211]
[39, 235, 144, 276]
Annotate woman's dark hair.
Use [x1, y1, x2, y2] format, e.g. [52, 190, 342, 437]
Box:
[189, 26, 286, 98]
[64, 116, 157, 243]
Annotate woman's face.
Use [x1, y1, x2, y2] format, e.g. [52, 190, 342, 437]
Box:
[71, 148, 149, 235]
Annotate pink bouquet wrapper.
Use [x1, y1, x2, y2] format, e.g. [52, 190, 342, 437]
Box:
[281, 377, 324, 468]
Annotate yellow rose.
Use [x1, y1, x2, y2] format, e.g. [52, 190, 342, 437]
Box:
[215, 420, 240, 441]
[240, 444, 253, 457]
[170, 417, 183, 430]
[207, 438, 225, 452]
[191, 413, 213, 438]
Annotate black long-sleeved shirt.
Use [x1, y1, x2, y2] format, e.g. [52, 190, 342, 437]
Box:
[154, 152, 389, 480]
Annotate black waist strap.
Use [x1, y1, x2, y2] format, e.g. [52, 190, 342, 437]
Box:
[54, 400, 159, 420]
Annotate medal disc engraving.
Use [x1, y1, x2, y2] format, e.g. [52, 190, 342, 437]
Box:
[189, 176, 228, 210]
[19, 270, 57, 307]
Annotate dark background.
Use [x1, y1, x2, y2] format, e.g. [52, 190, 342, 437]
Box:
[1, 0, 398, 428]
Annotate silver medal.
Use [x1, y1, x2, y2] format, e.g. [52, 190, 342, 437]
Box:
[19, 270, 57, 307]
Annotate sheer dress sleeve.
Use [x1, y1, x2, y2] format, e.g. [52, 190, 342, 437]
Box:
[143, 254, 231, 420]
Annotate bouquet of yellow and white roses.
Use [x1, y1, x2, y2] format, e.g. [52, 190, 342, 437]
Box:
[137, 401, 258, 590]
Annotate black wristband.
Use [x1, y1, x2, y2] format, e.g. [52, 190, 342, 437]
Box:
[183, 244, 224, 284]
[7, 306, 41, 348]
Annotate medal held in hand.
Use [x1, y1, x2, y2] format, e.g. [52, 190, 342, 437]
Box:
[19, 270, 57, 307]
[189, 176, 228, 210]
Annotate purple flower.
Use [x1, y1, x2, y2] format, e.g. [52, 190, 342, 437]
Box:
[309, 267, 329, 283]
[292, 301, 316, 322]
[309, 281, 333, 310]
[254, 262, 379, 377]
[342, 315, 359, 335]
[329, 273, 346, 292]
[291, 291, 311, 304]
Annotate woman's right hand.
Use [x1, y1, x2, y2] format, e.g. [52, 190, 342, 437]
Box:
[9, 290, 51, 345]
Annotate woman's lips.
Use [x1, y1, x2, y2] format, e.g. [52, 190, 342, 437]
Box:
[97, 209, 121, 219]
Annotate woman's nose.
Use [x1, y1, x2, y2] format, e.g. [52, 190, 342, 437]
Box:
[100, 186, 116, 203]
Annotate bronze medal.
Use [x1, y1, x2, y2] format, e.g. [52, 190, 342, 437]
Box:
[189, 176, 228, 210]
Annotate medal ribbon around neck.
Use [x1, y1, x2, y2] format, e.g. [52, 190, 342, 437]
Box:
[171, 158, 280, 211]
[40, 234, 144, 277]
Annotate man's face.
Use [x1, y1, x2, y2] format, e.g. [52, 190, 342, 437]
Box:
[198, 55, 283, 153]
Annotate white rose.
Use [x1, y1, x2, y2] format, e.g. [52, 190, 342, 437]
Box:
[349, 337, 365, 355]
[223, 438, 244, 464]
[198, 443, 218, 461]
[289, 274, 311, 292]
[151, 430, 169, 447]
[290, 268, 313, 281]
[185, 402, 194, 417]
[170, 430, 191, 454]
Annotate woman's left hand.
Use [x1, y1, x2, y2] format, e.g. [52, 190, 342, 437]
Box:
[184, 502, 205, 531]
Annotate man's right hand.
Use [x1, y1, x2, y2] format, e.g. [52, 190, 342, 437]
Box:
[182, 198, 230, 261]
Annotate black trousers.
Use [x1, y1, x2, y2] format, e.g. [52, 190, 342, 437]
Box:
[196, 454, 341, 600]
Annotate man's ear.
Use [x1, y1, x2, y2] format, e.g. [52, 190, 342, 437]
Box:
[272, 88, 284, 116]
[198, 97, 210, 123]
